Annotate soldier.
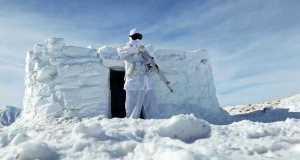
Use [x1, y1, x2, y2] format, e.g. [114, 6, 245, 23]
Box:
[117, 28, 157, 118]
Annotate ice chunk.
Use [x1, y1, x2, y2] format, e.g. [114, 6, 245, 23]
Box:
[72, 123, 107, 140]
[154, 114, 211, 142]
[17, 141, 59, 160]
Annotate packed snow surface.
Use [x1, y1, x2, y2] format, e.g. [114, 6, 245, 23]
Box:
[1, 94, 300, 159]
[0, 114, 211, 160]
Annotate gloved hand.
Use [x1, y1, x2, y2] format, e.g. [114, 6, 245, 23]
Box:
[146, 63, 153, 71]
[139, 45, 146, 53]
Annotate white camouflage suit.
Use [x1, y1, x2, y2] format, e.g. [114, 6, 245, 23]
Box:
[117, 32, 157, 119]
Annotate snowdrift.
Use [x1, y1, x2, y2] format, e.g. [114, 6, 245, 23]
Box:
[0, 114, 211, 160]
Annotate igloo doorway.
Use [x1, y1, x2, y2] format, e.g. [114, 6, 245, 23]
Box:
[109, 68, 126, 118]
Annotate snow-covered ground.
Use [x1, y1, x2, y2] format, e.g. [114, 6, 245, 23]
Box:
[1, 94, 300, 160]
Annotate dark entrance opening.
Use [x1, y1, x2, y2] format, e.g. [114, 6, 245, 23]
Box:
[109, 69, 126, 118]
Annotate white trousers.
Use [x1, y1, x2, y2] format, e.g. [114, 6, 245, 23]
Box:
[125, 90, 157, 119]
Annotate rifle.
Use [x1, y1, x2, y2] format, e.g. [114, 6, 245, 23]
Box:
[139, 46, 174, 93]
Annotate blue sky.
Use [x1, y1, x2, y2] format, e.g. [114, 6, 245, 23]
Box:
[1, 0, 300, 107]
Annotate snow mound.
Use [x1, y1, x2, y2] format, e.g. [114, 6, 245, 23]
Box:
[17, 141, 59, 160]
[154, 114, 211, 142]
[72, 122, 107, 140]
[245, 125, 279, 139]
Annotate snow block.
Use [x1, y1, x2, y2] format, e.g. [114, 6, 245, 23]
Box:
[23, 38, 226, 121]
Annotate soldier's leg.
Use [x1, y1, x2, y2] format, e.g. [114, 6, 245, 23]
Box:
[125, 90, 145, 118]
[142, 89, 157, 119]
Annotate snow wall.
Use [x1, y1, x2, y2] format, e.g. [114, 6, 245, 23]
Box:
[23, 38, 227, 122]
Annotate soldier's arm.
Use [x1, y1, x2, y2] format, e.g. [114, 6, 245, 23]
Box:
[117, 45, 139, 61]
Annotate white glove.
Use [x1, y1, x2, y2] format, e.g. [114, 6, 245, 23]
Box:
[138, 45, 146, 53]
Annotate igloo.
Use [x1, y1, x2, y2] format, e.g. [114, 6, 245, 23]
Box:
[23, 38, 226, 122]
